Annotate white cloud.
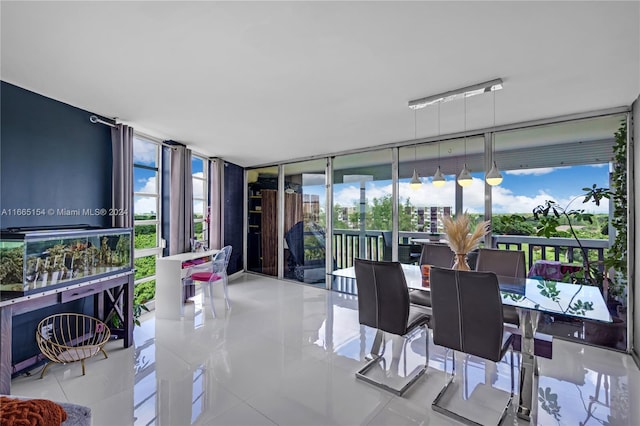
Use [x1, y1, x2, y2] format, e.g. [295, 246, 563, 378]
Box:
[138, 176, 157, 194]
[135, 176, 157, 214]
[192, 172, 205, 199]
[491, 187, 609, 214]
[133, 138, 157, 165]
[134, 195, 157, 215]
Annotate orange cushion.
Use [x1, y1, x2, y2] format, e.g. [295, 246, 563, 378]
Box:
[0, 396, 68, 426]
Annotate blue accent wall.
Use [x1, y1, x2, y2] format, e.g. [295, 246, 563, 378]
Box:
[0, 81, 112, 229]
[224, 162, 244, 274]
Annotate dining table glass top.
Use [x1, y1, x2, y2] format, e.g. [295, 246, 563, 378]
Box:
[331, 264, 611, 323]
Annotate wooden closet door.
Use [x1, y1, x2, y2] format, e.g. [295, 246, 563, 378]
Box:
[284, 192, 303, 234]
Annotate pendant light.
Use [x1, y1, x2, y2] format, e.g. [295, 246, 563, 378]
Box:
[409, 109, 422, 190]
[457, 95, 473, 187]
[485, 89, 504, 186]
[432, 103, 446, 187]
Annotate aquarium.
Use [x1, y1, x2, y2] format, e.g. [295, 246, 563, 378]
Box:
[0, 227, 133, 299]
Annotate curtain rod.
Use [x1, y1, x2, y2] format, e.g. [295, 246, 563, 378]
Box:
[89, 115, 116, 128]
[89, 115, 177, 150]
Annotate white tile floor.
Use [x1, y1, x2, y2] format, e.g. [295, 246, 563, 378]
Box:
[10, 273, 640, 426]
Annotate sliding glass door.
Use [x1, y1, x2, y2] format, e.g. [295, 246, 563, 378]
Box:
[246, 166, 279, 276]
[283, 159, 327, 286]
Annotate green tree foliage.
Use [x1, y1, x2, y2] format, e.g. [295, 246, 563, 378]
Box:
[367, 195, 392, 230]
[134, 279, 156, 305]
[134, 224, 156, 249]
[604, 121, 628, 297]
[134, 256, 156, 280]
[398, 198, 413, 231]
[492, 214, 536, 235]
[332, 204, 349, 229]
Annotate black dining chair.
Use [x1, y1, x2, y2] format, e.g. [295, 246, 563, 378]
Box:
[381, 231, 420, 264]
[354, 258, 431, 396]
[409, 243, 454, 308]
[476, 248, 526, 327]
[429, 267, 515, 425]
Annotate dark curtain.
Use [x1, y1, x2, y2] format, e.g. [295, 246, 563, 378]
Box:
[111, 124, 134, 228]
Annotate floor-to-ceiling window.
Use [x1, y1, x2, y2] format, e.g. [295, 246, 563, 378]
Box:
[331, 149, 392, 277]
[191, 155, 208, 247]
[490, 114, 627, 350]
[133, 135, 162, 305]
[243, 112, 631, 351]
[397, 136, 484, 253]
[246, 166, 279, 276]
[283, 159, 327, 286]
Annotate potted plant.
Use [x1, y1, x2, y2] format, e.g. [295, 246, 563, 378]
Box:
[532, 184, 610, 290]
[531, 121, 628, 347]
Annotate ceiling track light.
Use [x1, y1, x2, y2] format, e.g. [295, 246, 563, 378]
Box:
[410, 109, 422, 190]
[409, 168, 422, 189]
[457, 95, 473, 187]
[432, 103, 446, 187]
[486, 89, 504, 186]
[486, 161, 503, 186]
[432, 166, 446, 187]
[408, 78, 503, 110]
[457, 164, 473, 187]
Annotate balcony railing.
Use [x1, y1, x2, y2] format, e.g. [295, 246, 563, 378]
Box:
[331, 229, 609, 274]
[492, 234, 609, 273]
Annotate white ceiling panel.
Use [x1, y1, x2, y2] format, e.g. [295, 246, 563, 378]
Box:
[1, 1, 638, 167]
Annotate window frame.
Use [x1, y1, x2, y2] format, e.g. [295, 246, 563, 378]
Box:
[192, 154, 209, 247]
[133, 134, 163, 285]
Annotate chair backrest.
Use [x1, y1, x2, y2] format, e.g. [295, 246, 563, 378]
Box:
[285, 221, 304, 266]
[381, 231, 393, 248]
[381, 232, 392, 261]
[476, 248, 526, 279]
[212, 245, 232, 273]
[419, 243, 454, 268]
[354, 258, 410, 336]
[429, 267, 505, 362]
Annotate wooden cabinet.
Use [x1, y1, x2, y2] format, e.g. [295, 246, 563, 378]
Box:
[246, 188, 278, 276]
[260, 189, 278, 276]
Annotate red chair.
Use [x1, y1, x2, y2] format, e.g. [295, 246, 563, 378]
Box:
[183, 245, 232, 318]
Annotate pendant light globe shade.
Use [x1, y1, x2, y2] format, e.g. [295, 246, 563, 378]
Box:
[432, 166, 446, 188]
[486, 161, 503, 186]
[409, 168, 422, 190]
[457, 164, 473, 187]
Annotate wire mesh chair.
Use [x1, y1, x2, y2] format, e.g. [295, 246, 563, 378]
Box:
[36, 313, 111, 378]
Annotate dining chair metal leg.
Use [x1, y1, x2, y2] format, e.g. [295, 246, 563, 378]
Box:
[366, 330, 385, 361]
[432, 348, 515, 426]
[356, 326, 428, 396]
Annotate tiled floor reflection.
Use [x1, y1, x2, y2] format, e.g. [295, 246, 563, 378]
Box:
[10, 273, 640, 425]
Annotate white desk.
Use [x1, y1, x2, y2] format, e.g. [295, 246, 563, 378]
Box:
[155, 250, 219, 320]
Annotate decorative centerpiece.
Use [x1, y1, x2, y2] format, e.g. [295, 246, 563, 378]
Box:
[442, 213, 490, 270]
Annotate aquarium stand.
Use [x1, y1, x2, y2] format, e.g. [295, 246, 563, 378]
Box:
[0, 270, 134, 395]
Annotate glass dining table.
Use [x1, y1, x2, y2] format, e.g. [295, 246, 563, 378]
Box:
[331, 264, 612, 422]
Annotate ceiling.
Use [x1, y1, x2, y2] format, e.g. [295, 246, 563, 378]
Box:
[1, 1, 638, 167]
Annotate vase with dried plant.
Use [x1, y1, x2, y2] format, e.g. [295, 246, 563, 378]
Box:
[442, 213, 490, 270]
